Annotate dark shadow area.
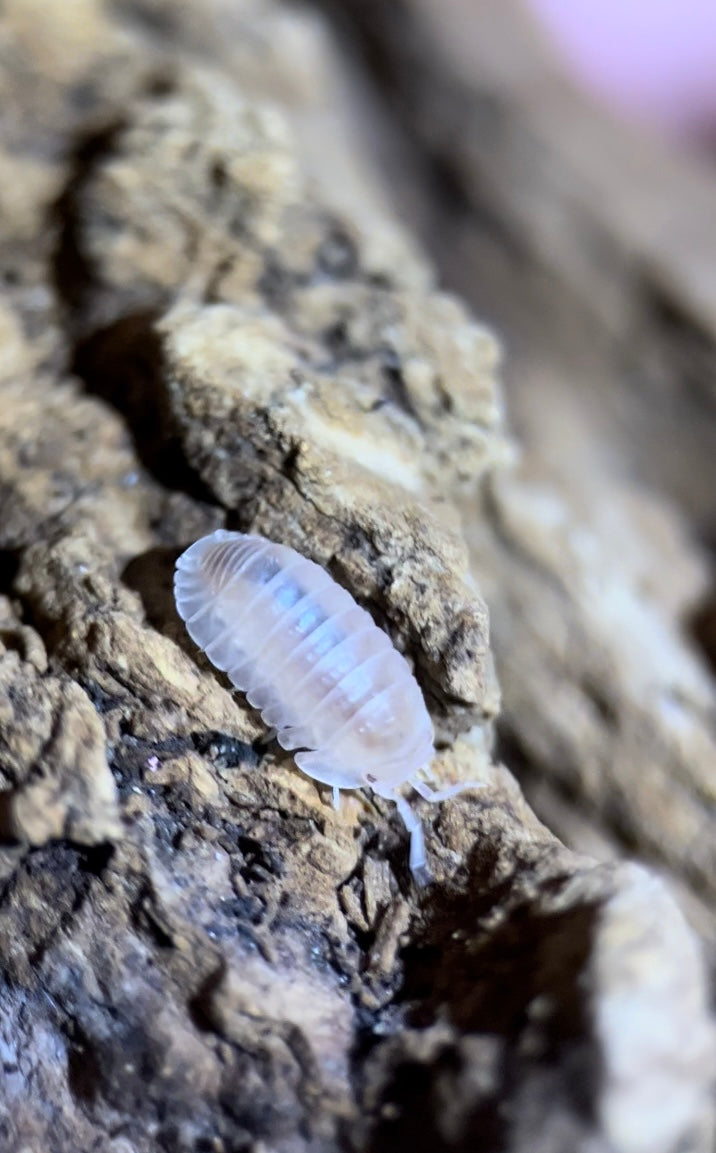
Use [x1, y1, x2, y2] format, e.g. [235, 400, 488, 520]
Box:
[187, 960, 227, 1034]
[688, 549, 716, 679]
[364, 1045, 506, 1153]
[72, 312, 216, 502]
[191, 730, 261, 772]
[690, 594, 716, 678]
[0, 792, 21, 845]
[49, 119, 218, 506]
[361, 844, 603, 1153]
[0, 548, 20, 595]
[51, 120, 126, 319]
[66, 1017, 100, 1107]
[407, 862, 599, 1037]
[121, 544, 185, 640]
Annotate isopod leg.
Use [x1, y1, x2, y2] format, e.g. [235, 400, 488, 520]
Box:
[411, 778, 485, 803]
[391, 793, 428, 882]
[332, 787, 341, 811]
[255, 726, 278, 748]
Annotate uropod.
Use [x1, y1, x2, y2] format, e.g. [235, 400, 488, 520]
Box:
[174, 530, 481, 875]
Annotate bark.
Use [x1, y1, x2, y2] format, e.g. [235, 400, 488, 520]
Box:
[320, 0, 716, 954]
[0, 2, 713, 1152]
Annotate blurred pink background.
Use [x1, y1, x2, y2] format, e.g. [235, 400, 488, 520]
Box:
[527, 0, 716, 140]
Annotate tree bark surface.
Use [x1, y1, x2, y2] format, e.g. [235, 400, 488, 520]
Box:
[0, 2, 714, 1152]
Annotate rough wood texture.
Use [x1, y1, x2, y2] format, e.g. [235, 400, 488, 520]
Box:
[325, 0, 716, 521]
[0, 2, 714, 1152]
[323, 0, 716, 950]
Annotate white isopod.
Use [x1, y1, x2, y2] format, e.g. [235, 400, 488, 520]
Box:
[174, 529, 480, 875]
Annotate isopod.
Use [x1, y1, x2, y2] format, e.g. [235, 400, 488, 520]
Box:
[174, 529, 481, 875]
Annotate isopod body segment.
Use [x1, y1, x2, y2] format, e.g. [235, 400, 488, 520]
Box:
[174, 530, 480, 874]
